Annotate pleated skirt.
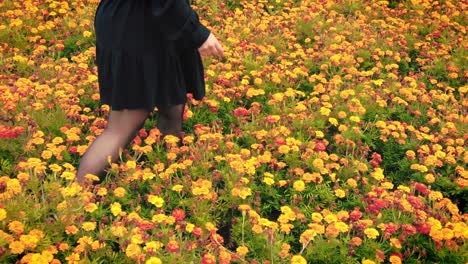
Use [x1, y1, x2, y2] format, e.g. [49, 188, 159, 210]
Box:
[94, 0, 206, 111]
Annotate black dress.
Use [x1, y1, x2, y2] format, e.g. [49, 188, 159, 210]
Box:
[94, 0, 211, 111]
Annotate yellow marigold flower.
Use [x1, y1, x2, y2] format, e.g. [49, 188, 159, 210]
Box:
[131, 234, 144, 245]
[144, 241, 163, 253]
[425, 173, 435, 183]
[82, 222, 96, 231]
[429, 191, 443, 201]
[97, 187, 108, 196]
[111, 225, 127, 237]
[252, 224, 263, 234]
[171, 184, 183, 192]
[372, 168, 385, 181]
[320, 107, 331, 116]
[263, 177, 275, 186]
[126, 160, 136, 169]
[397, 185, 410, 193]
[299, 229, 317, 244]
[311, 212, 323, 223]
[185, 223, 195, 233]
[7, 178, 22, 195]
[152, 214, 167, 223]
[0, 208, 6, 221]
[9, 240, 25, 254]
[126, 243, 141, 259]
[293, 180, 305, 192]
[334, 189, 346, 198]
[165, 216, 176, 225]
[278, 145, 290, 154]
[315, 130, 324, 138]
[148, 195, 164, 207]
[335, 222, 349, 233]
[41, 150, 53, 160]
[364, 228, 379, 239]
[236, 245, 249, 257]
[362, 259, 376, 264]
[17, 172, 30, 183]
[312, 158, 324, 169]
[254, 77, 263, 86]
[350, 116, 360, 123]
[114, 187, 126, 198]
[291, 255, 307, 264]
[442, 228, 454, 240]
[8, 220, 24, 235]
[83, 30, 92, 38]
[329, 117, 338, 126]
[146, 257, 162, 264]
[85, 173, 100, 182]
[324, 214, 337, 224]
[347, 178, 358, 188]
[84, 203, 98, 213]
[111, 202, 122, 216]
[231, 187, 252, 199]
[20, 234, 38, 249]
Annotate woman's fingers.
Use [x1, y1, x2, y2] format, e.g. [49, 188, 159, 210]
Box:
[198, 33, 224, 57]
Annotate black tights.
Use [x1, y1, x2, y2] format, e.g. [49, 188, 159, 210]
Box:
[156, 103, 185, 139]
[76, 103, 185, 184]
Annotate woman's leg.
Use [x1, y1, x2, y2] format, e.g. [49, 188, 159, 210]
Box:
[76, 108, 149, 183]
[156, 103, 185, 139]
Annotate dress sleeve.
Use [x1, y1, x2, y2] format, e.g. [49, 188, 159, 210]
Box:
[152, 0, 211, 49]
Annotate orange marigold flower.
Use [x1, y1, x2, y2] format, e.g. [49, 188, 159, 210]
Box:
[8, 220, 24, 235]
[9, 240, 24, 254]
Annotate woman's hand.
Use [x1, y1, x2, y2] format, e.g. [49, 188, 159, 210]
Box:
[198, 33, 224, 57]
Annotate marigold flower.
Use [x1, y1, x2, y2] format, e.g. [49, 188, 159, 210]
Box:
[293, 180, 305, 192]
[364, 228, 379, 239]
[291, 255, 307, 264]
[8, 220, 24, 235]
[84, 202, 98, 213]
[65, 225, 78, 235]
[148, 195, 164, 207]
[113, 187, 126, 198]
[0, 208, 6, 221]
[166, 240, 179, 253]
[82, 222, 96, 231]
[349, 237, 362, 247]
[9, 240, 24, 254]
[334, 188, 346, 198]
[125, 243, 142, 259]
[144, 241, 163, 253]
[236, 245, 249, 257]
[389, 254, 402, 264]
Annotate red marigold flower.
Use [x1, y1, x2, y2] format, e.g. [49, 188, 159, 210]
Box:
[349, 209, 362, 221]
[402, 224, 417, 235]
[314, 140, 327, 152]
[166, 240, 179, 253]
[416, 223, 431, 234]
[233, 107, 250, 117]
[172, 208, 186, 222]
[192, 226, 203, 237]
[415, 183, 430, 195]
[201, 253, 216, 264]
